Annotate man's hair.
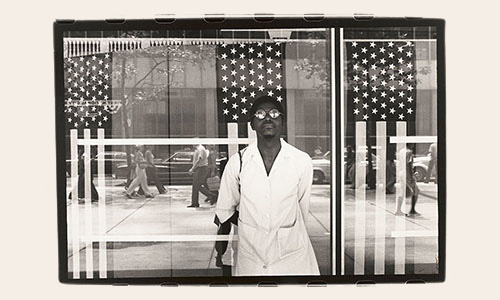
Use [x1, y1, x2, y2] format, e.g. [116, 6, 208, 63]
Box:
[248, 95, 285, 122]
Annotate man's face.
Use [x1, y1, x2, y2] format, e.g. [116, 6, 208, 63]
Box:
[250, 102, 283, 139]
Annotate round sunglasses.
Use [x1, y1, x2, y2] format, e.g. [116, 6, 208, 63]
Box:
[254, 108, 282, 120]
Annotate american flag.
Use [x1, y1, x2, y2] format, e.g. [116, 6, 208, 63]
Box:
[346, 41, 416, 123]
[216, 41, 286, 124]
[345, 39, 418, 276]
[64, 53, 113, 129]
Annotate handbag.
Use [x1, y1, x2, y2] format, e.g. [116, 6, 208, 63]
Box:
[206, 175, 220, 191]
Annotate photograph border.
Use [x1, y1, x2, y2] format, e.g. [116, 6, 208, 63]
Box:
[54, 16, 445, 285]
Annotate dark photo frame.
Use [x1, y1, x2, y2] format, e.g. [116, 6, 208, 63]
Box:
[54, 16, 445, 285]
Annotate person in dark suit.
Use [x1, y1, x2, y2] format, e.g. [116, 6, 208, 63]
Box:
[68, 147, 99, 202]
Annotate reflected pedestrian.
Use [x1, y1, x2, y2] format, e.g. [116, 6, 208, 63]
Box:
[425, 142, 437, 184]
[345, 145, 355, 184]
[205, 144, 219, 205]
[125, 145, 154, 199]
[187, 143, 216, 208]
[314, 145, 323, 157]
[139, 145, 167, 194]
[68, 147, 99, 202]
[394, 145, 420, 217]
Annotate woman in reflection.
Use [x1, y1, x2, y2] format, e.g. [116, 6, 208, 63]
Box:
[125, 145, 154, 199]
[394, 145, 420, 217]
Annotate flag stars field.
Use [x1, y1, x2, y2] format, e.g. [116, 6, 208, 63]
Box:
[64, 53, 115, 127]
[216, 41, 287, 123]
[346, 40, 416, 122]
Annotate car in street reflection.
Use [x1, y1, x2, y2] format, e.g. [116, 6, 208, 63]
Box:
[66, 151, 132, 178]
[312, 151, 331, 184]
[312, 150, 381, 184]
[115, 151, 227, 185]
[413, 155, 434, 182]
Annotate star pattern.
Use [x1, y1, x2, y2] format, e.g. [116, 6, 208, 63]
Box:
[347, 41, 416, 122]
[64, 53, 113, 129]
[216, 42, 286, 123]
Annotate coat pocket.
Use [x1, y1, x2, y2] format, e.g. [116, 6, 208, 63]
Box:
[277, 220, 305, 259]
[237, 219, 261, 263]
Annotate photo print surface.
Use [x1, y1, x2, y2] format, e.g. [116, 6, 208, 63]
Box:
[55, 18, 444, 284]
[61, 28, 332, 279]
[340, 27, 440, 276]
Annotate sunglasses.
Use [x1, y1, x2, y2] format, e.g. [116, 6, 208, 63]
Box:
[254, 108, 282, 120]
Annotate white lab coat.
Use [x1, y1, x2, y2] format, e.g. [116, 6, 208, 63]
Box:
[216, 139, 320, 276]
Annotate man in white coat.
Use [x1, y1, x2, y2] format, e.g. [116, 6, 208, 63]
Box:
[215, 96, 320, 276]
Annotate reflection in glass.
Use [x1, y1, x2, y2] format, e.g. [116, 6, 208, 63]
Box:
[342, 27, 439, 276]
[63, 29, 331, 278]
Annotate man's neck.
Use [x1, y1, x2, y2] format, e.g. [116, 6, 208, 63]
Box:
[257, 136, 281, 156]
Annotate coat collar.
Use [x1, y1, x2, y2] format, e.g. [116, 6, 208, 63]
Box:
[246, 138, 293, 161]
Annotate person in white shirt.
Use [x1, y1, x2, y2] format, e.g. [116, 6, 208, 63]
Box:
[215, 96, 320, 276]
[188, 144, 217, 207]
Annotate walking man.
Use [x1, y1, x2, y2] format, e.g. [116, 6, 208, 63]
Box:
[188, 143, 216, 208]
[144, 146, 167, 194]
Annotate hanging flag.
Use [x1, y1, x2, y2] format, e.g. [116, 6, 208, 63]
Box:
[346, 40, 417, 124]
[215, 41, 287, 125]
[344, 39, 417, 275]
[64, 53, 114, 130]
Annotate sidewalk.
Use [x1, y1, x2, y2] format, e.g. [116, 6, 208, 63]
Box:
[66, 181, 331, 278]
[66, 180, 438, 278]
[343, 182, 439, 275]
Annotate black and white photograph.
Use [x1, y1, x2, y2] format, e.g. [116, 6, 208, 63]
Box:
[4, 0, 500, 297]
[341, 27, 440, 275]
[55, 20, 444, 283]
[59, 26, 333, 280]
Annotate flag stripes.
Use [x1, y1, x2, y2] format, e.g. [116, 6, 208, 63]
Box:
[84, 129, 93, 278]
[97, 129, 107, 278]
[342, 29, 422, 275]
[394, 122, 407, 274]
[374, 121, 387, 274]
[354, 122, 367, 275]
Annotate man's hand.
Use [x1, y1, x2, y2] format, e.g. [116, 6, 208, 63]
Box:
[188, 168, 194, 175]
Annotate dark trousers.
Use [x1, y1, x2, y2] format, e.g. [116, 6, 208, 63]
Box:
[69, 174, 99, 201]
[146, 166, 166, 193]
[191, 166, 213, 206]
[137, 166, 166, 195]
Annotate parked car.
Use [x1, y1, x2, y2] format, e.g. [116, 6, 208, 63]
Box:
[312, 151, 331, 184]
[115, 151, 227, 185]
[413, 155, 433, 182]
[66, 151, 132, 178]
[312, 149, 382, 184]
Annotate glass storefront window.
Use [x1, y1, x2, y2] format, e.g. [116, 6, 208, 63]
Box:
[341, 27, 439, 275]
[63, 28, 332, 278]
